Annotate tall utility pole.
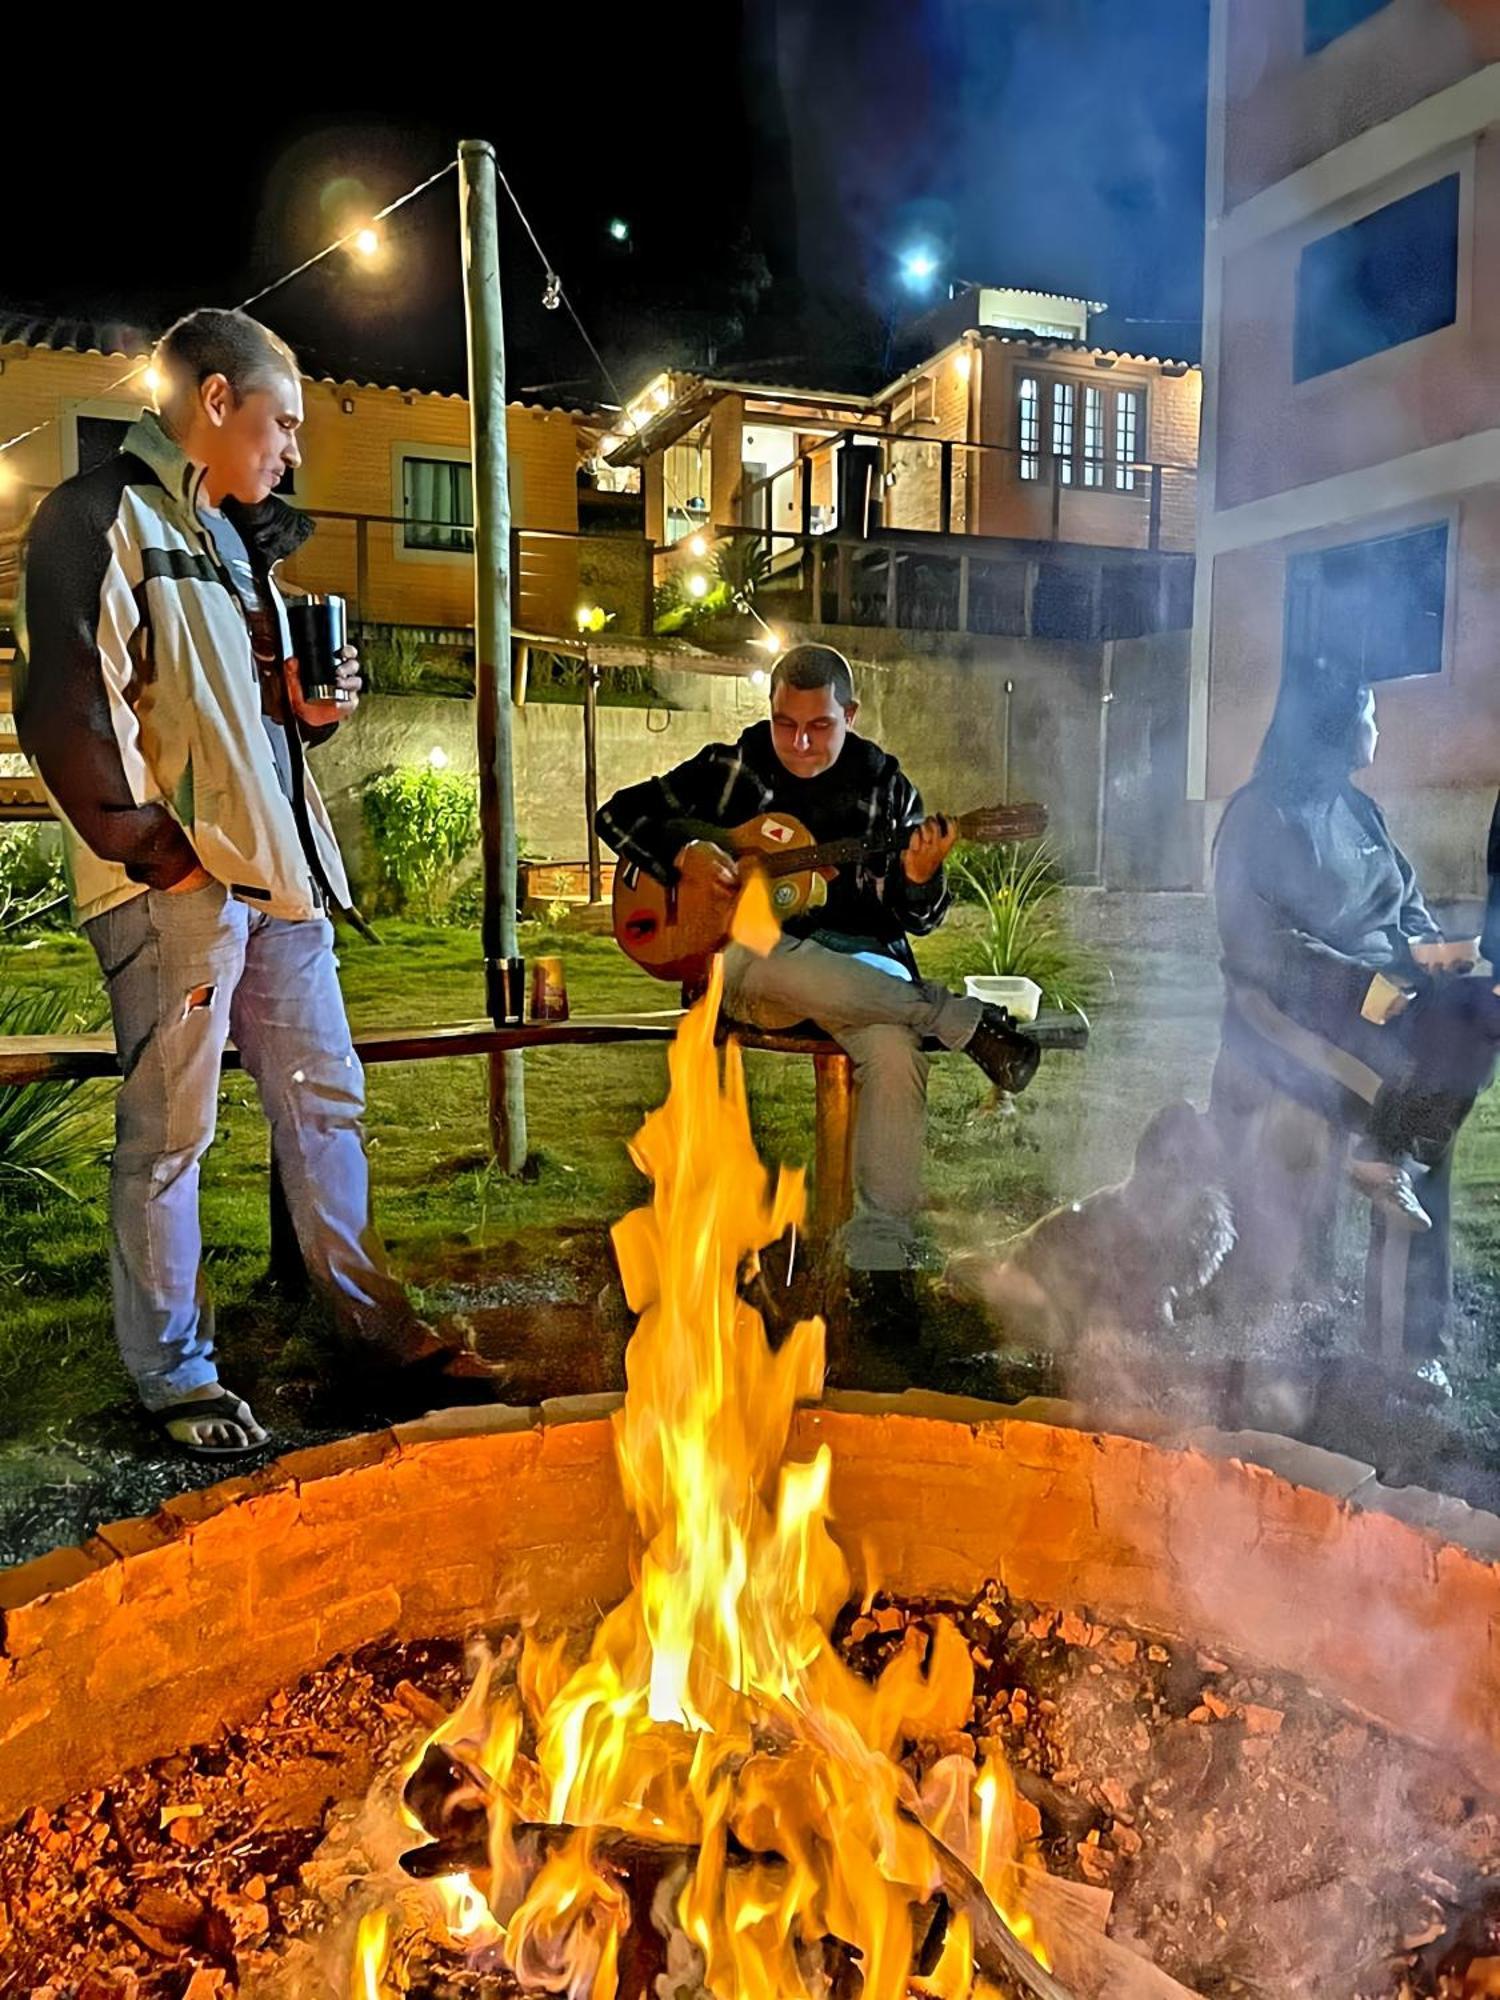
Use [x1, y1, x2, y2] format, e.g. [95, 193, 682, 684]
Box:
[458, 138, 527, 1173]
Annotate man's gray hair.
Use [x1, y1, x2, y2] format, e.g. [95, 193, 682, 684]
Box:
[152, 308, 298, 424]
[770, 642, 856, 708]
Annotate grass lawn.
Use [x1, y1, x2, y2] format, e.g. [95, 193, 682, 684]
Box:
[2, 903, 1500, 1529]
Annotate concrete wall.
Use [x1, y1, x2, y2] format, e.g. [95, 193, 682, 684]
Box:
[313, 625, 1197, 894]
[1223, 0, 1492, 208]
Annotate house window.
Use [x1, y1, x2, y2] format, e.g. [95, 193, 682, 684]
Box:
[1115, 389, 1140, 492]
[1017, 372, 1145, 490]
[1018, 376, 1041, 481]
[1285, 521, 1449, 685]
[1082, 386, 1106, 488]
[1305, 0, 1392, 55]
[401, 454, 474, 553]
[1294, 174, 1460, 382]
[1051, 382, 1075, 485]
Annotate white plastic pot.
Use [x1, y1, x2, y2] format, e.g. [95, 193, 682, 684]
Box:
[962, 974, 1043, 1022]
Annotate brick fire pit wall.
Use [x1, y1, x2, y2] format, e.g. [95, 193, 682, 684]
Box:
[3, 1391, 1500, 1818]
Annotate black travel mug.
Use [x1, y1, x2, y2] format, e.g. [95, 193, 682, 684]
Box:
[286, 593, 346, 704]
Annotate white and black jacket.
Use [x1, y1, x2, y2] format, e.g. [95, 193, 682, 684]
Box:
[15, 411, 351, 926]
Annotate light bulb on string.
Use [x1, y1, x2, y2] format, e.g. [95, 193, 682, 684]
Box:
[542, 271, 562, 312]
[352, 225, 382, 261]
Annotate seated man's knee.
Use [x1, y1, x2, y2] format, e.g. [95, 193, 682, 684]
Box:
[850, 1024, 929, 1092]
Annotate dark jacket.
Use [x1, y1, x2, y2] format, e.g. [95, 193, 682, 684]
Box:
[1214, 780, 1441, 1025]
[596, 721, 949, 969]
[1483, 791, 1500, 969]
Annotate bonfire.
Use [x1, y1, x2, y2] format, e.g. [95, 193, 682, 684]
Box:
[353, 889, 1053, 2000]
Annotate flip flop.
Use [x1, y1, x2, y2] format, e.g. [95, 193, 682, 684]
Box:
[150, 1392, 271, 1460]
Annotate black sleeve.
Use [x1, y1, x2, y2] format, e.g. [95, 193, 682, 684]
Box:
[1483, 793, 1500, 968]
[882, 764, 951, 937]
[595, 744, 737, 885]
[16, 479, 199, 890]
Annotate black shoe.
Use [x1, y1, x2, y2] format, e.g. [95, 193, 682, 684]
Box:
[964, 1005, 1041, 1096]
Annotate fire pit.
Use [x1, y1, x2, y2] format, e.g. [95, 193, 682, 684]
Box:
[6, 966, 1500, 1996]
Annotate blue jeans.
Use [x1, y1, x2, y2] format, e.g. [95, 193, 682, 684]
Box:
[85, 883, 424, 1409]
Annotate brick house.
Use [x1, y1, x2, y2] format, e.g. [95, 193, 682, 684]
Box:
[612, 283, 1200, 578]
[1196, 0, 1500, 895]
[0, 316, 598, 638]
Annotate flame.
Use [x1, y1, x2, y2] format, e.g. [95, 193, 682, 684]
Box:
[349, 1910, 389, 1998]
[358, 945, 1047, 1993]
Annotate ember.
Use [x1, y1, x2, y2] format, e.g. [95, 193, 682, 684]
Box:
[366, 942, 1055, 1999]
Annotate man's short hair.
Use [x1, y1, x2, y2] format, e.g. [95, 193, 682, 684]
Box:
[152, 308, 298, 425]
[770, 642, 856, 709]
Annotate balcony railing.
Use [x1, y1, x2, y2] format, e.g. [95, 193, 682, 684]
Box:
[738, 430, 1197, 556]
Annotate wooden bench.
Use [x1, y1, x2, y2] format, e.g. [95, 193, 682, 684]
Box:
[0, 1006, 1085, 1281]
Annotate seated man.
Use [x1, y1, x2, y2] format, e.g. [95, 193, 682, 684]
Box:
[597, 643, 1038, 1313]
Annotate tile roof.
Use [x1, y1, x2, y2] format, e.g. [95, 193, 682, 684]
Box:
[0, 311, 601, 417]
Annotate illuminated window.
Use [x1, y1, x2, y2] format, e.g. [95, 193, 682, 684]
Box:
[1051, 382, 1075, 486]
[401, 455, 473, 553]
[1017, 371, 1147, 491]
[1082, 386, 1106, 488]
[1114, 389, 1140, 492]
[1018, 376, 1041, 481]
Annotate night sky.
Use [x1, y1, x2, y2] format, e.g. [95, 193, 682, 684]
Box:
[8, 0, 1209, 404]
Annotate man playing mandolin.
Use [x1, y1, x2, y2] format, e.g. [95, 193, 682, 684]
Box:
[597, 643, 1040, 1319]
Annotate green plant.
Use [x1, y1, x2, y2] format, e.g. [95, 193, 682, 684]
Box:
[713, 537, 774, 602]
[0, 984, 106, 1200]
[951, 839, 1105, 1018]
[359, 626, 437, 694]
[0, 826, 67, 935]
[361, 765, 481, 920]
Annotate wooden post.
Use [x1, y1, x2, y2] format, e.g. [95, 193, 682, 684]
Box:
[459, 137, 527, 1174]
[939, 440, 954, 534]
[583, 652, 603, 902]
[512, 641, 530, 707]
[811, 1052, 855, 1239]
[1148, 462, 1165, 551]
[957, 553, 972, 634]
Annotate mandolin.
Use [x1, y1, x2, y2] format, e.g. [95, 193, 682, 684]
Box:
[612, 801, 1048, 982]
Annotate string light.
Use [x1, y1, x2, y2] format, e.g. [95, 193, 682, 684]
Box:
[0, 157, 458, 464]
[687, 533, 708, 559]
[748, 667, 769, 689]
[685, 572, 709, 599]
[542, 271, 562, 312]
[608, 218, 630, 243]
[352, 226, 381, 260]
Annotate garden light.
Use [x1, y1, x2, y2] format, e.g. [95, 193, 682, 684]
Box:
[428, 746, 449, 769]
[686, 572, 710, 599]
[687, 533, 708, 558]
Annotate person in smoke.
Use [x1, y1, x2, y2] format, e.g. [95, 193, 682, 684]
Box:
[1213, 667, 1500, 1365]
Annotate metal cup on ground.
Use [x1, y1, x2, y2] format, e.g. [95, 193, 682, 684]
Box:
[285, 593, 347, 704]
[529, 956, 570, 1021]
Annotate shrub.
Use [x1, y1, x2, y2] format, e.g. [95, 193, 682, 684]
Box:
[951, 839, 1105, 1018]
[361, 765, 481, 920]
[0, 826, 67, 936]
[0, 984, 107, 1201]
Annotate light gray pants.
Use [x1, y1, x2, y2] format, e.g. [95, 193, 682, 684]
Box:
[721, 936, 981, 1271]
[84, 882, 424, 1410]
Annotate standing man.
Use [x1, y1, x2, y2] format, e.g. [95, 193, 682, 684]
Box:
[597, 643, 1038, 1323]
[17, 308, 483, 1456]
